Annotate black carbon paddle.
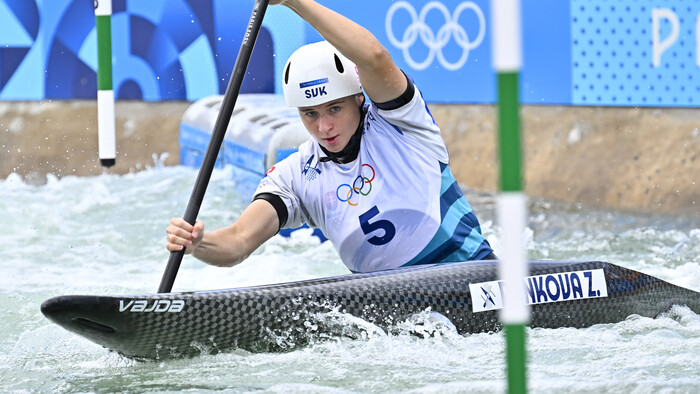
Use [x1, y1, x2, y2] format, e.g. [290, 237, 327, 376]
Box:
[158, 0, 270, 293]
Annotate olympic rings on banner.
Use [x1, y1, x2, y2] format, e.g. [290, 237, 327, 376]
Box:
[336, 164, 376, 206]
[385, 1, 485, 71]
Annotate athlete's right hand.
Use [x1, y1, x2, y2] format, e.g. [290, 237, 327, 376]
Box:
[166, 218, 205, 254]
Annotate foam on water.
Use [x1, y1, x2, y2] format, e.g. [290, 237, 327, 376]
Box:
[1, 167, 699, 393]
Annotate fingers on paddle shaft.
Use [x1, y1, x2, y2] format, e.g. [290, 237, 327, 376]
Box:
[167, 218, 203, 252]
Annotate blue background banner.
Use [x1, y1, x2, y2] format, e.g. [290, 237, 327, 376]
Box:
[570, 0, 700, 106]
[0, 0, 698, 106]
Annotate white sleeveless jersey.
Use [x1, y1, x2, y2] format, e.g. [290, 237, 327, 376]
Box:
[254, 82, 492, 273]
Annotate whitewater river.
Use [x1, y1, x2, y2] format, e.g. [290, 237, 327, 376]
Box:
[1, 165, 699, 393]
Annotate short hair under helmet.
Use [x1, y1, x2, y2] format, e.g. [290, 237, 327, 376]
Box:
[282, 41, 363, 107]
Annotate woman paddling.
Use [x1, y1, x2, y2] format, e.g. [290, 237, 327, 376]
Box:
[166, 0, 495, 273]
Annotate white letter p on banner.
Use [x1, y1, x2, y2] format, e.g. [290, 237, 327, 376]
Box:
[652, 8, 679, 68]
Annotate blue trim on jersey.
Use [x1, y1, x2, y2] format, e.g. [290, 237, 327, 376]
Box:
[369, 103, 404, 136]
[405, 72, 437, 126]
[440, 181, 464, 221]
[424, 102, 437, 126]
[438, 162, 450, 193]
[444, 238, 493, 263]
[417, 85, 437, 126]
[402, 164, 493, 267]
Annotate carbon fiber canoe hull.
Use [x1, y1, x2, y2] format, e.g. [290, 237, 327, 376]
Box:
[41, 260, 700, 360]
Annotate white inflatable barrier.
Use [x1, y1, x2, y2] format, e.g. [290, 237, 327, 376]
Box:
[180, 94, 309, 198]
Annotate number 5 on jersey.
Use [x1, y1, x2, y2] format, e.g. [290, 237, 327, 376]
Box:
[359, 206, 396, 245]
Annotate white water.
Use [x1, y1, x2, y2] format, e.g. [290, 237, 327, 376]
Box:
[1, 166, 699, 393]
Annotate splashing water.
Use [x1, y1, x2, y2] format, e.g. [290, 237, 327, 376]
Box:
[1, 166, 699, 393]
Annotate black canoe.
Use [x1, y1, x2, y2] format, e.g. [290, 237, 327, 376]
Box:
[41, 260, 700, 360]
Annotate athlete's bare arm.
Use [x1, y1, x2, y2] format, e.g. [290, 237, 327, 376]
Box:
[166, 199, 280, 267]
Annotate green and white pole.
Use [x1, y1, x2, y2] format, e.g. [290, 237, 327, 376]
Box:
[95, 0, 116, 167]
[491, 0, 529, 393]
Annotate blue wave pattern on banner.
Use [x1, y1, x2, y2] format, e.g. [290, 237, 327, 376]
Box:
[0, 0, 39, 96]
[0, 0, 274, 100]
[0, 0, 501, 103]
[571, 0, 700, 107]
[0, 0, 698, 105]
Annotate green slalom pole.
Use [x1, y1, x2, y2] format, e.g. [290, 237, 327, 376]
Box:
[490, 1, 529, 393]
[95, 0, 116, 167]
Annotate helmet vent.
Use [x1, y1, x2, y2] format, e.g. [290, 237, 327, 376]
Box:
[284, 62, 291, 85]
[334, 54, 345, 73]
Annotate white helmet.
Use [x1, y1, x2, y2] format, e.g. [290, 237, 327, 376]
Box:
[282, 41, 362, 107]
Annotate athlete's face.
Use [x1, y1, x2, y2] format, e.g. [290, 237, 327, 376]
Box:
[297, 94, 363, 153]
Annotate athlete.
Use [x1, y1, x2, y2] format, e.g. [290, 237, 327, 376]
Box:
[166, 0, 495, 273]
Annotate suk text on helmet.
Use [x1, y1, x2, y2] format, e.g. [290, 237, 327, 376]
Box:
[283, 41, 363, 107]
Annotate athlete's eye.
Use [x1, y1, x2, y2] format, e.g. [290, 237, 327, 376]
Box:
[302, 110, 318, 119]
[330, 106, 341, 113]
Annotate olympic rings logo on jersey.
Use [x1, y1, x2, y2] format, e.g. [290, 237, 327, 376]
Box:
[336, 164, 376, 206]
[385, 1, 485, 71]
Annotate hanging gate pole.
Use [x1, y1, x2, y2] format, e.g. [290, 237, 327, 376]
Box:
[95, 0, 116, 167]
[491, 0, 529, 393]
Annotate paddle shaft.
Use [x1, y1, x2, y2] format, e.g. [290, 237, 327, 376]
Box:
[158, 0, 270, 293]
